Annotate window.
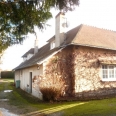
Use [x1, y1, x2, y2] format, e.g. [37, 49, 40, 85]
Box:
[102, 65, 116, 81]
[50, 41, 55, 49]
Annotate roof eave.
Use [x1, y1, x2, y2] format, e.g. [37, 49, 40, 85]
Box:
[14, 64, 38, 71]
[71, 42, 116, 51]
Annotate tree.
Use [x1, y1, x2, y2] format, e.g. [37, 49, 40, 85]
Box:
[0, 0, 79, 53]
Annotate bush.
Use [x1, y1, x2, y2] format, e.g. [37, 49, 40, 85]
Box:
[40, 87, 61, 102]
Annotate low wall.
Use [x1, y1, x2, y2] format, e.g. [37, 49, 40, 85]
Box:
[1, 71, 14, 78]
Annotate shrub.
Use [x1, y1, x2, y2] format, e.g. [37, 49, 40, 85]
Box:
[40, 87, 61, 102]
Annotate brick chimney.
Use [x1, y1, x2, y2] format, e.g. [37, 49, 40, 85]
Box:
[55, 12, 66, 47]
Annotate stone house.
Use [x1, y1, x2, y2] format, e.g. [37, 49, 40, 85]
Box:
[14, 12, 116, 100]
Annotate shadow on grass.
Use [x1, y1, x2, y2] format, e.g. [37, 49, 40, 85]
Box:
[23, 97, 116, 116]
[24, 102, 86, 116]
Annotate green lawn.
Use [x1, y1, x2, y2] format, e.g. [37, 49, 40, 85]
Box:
[0, 78, 116, 116]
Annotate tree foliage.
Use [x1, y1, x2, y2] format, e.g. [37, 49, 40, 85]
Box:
[0, 0, 79, 53]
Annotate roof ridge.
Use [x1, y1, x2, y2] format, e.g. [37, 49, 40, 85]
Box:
[82, 24, 116, 32]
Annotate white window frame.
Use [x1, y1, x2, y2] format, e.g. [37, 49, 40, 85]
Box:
[50, 41, 55, 49]
[101, 65, 116, 81]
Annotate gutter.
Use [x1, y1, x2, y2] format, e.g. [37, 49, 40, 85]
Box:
[62, 42, 116, 51]
[13, 64, 38, 71]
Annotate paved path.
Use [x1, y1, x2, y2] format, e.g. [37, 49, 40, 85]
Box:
[0, 79, 18, 116]
[0, 108, 18, 116]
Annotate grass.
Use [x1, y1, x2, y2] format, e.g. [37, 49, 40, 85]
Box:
[1, 78, 116, 116]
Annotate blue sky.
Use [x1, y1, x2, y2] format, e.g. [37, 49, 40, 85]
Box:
[0, 0, 116, 70]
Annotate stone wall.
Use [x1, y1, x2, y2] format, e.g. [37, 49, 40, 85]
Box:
[33, 45, 116, 100]
[38, 46, 75, 97]
[74, 46, 116, 100]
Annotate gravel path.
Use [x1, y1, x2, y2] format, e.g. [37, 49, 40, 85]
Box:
[0, 107, 18, 116]
[0, 79, 45, 116]
[0, 100, 20, 115]
[0, 79, 19, 116]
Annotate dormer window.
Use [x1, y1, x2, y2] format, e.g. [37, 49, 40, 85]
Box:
[22, 48, 34, 62]
[23, 57, 27, 62]
[27, 54, 33, 60]
[50, 40, 55, 49]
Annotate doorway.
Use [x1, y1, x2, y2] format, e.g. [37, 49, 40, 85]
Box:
[29, 72, 32, 93]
